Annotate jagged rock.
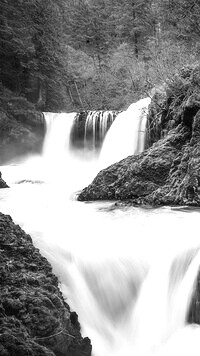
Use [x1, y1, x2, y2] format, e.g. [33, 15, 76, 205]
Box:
[0, 172, 9, 188]
[0, 213, 92, 356]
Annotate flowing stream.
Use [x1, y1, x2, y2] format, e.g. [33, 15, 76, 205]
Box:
[0, 98, 200, 356]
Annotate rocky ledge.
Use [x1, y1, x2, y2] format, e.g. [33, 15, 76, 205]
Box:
[0, 213, 91, 356]
[78, 65, 200, 207]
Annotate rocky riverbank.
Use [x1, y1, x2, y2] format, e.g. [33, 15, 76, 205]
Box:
[78, 65, 200, 207]
[0, 212, 91, 356]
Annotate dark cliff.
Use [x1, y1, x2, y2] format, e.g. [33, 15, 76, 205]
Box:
[0, 88, 45, 164]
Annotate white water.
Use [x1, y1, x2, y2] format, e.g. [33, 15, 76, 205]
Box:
[100, 98, 151, 168]
[0, 99, 200, 356]
[43, 112, 76, 160]
[83, 111, 116, 151]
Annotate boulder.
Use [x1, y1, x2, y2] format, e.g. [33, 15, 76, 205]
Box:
[0, 213, 91, 356]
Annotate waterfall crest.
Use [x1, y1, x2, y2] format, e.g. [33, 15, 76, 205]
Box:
[43, 98, 150, 172]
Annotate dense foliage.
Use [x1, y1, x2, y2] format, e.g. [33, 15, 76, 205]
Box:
[0, 0, 200, 112]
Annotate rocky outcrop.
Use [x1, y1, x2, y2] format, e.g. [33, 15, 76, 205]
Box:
[0, 213, 91, 356]
[78, 65, 200, 207]
[145, 65, 200, 148]
[0, 172, 9, 188]
[0, 88, 45, 164]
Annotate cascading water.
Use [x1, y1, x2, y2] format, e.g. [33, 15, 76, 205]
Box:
[0, 98, 200, 356]
[100, 98, 151, 168]
[43, 99, 150, 170]
[43, 112, 76, 160]
[70, 110, 117, 154]
[83, 111, 116, 151]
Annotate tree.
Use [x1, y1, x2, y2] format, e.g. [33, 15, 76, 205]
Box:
[0, 0, 71, 110]
[0, 0, 34, 93]
[159, 0, 200, 43]
[65, 0, 116, 66]
[108, 0, 155, 57]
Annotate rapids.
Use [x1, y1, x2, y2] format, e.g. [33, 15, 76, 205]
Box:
[0, 98, 200, 356]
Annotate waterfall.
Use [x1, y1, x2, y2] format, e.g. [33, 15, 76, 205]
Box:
[130, 249, 200, 355]
[100, 97, 151, 168]
[39, 99, 200, 356]
[70, 110, 117, 153]
[42, 110, 117, 189]
[43, 112, 76, 160]
[39, 101, 149, 189]
[42, 98, 150, 173]
[1, 97, 200, 356]
[41, 229, 200, 356]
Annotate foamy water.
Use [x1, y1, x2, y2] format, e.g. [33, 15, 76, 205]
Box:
[0, 98, 200, 356]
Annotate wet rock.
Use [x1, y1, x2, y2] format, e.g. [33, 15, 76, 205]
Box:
[0, 172, 9, 188]
[0, 213, 92, 356]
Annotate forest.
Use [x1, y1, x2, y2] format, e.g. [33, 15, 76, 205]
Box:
[1, 0, 200, 113]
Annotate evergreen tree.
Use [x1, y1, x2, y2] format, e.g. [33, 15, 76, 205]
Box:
[106, 0, 155, 56]
[0, 0, 34, 93]
[0, 0, 70, 110]
[65, 0, 116, 63]
[159, 0, 200, 43]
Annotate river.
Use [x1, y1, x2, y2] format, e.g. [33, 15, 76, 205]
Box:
[0, 98, 200, 356]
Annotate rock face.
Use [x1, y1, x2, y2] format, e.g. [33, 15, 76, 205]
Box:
[0, 213, 92, 356]
[78, 65, 200, 207]
[0, 90, 45, 164]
